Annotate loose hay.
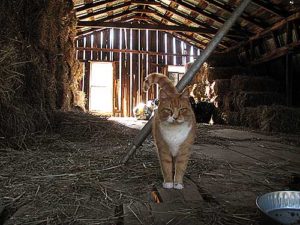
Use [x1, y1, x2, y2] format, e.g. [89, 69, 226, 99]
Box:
[0, 112, 220, 224]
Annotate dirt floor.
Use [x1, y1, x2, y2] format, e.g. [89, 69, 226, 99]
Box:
[0, 111, 299, 225]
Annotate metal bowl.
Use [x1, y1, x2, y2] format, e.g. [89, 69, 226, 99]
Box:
[256, 191, 300, 225]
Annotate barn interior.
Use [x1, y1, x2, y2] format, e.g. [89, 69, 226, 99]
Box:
[0, 0, 300, 224]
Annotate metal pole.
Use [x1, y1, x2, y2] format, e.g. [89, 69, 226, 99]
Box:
[121, 0, 252, 164]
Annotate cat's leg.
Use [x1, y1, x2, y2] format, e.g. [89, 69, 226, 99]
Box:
[158, 150, 174, 189]
[174, 151, 190, 189]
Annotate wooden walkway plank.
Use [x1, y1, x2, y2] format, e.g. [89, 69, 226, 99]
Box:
[156, 178, 204, 203]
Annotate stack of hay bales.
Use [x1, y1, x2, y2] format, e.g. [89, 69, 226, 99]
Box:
[224, 75, 284, 111]
[0, 0, 82, 147]
[189, 60, 300, 133]
[221, 75, 300, 133]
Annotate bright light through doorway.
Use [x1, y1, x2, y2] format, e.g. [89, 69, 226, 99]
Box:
[89, 62, 113, 114]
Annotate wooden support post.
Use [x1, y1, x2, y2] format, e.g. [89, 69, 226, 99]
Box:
[293, 20, 300, 41]
[287, 22, 293, 44]
[285, 52, 293, 106]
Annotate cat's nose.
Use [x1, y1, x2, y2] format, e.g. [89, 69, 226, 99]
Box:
[173, 115, 178, 120]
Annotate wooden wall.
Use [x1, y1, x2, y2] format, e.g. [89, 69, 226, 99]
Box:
[76, 28, 200, 116]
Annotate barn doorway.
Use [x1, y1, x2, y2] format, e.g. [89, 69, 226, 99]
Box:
[89, 62, 113, 114]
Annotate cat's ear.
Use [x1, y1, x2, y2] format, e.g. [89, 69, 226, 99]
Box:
[160, 89, 169, 99]
[180, 88, 190, 99]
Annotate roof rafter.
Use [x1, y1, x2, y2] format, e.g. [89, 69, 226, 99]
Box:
[156, 3, 247, 39]
[78, 2, 132, 20]
[251, 0, 289, 18]
[143, 19, 208, 50]
[77, 21, 222, 34]
[147, 14, 229, 49]
[76, 0, 162, 15]
[76, 10, 136, 36]
[168, 0, 252, 36]
[203, 0, 268, 29]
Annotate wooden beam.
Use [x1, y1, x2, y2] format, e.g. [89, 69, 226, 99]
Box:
[169, 0, 251, 36]
[131, 0, 160, 6]
[143, 17, 209, 50]
[124, 16, 152, 22]
[285, 52, 293, 106]
[76, 0, 115, 13]
[78, 2, 131, 20]
[204, 0, 268, 29]
[132, 9, 155, 14]
[226, 13, 300, 52]
[251, 41, 300, 64]
[76, 10, 136, 36]
[156, 3, 246, 39]
[76, 47, 199, 57]
[148, 10, 231, 49]
[251, 0, 289, 18]
[77, 21, 222, 34]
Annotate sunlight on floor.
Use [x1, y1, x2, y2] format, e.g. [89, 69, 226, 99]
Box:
[108, 117, 148, 130]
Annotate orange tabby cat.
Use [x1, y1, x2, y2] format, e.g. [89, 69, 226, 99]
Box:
[143, 73, 196, 189]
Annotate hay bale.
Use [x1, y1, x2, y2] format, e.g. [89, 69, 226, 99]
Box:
[211, 79, 231, 96]
[239, 106, 300, 133]
[205, 67, 247, 83]
[207, 51, 241, 67]
[240, 107, 260, 128]
[234, 92, 285, 110]
[223, 92, 236, 111]
[221, 111, 240, 126]
[259, 105, 300, 133]
[0, 0, 81, 146]
[230, 75, 280, 92]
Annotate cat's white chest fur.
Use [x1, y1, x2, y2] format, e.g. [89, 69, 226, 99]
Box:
[159, 122, 191, 157]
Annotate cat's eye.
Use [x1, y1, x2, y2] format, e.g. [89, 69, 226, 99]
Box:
[180, 108, 188, 112]
[163, 108, 172, 113]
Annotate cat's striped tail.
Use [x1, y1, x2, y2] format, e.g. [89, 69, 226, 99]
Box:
[143, 73, 178, 94]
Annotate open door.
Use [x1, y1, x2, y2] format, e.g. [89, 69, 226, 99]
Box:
[89, 62, 113, 114]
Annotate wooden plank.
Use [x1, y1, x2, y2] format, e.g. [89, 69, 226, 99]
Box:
[113, 29, 120, 61]
[226, 12, 300, 52]
[150, 202, 204, 225]
[251, 0, 288, 18]
[176, 38, 182, 65]
[167, 34, 173, 65]
[85, 35, 91, 60]
[131, 0, 160, 6]
[92, 31, 100, 60]
[83, 62, 90, 110]
[76, 0, 116, 13]
[78, 2, 131, 20]
[157, 3, 246, 39]
[156, 178, 203, 203]
[204, 0, 268, 29]
[77, 38, 84, 60]
[158, 31, 165, 65]
[77, 21, 222, 35]
[122, 200, 206, 225]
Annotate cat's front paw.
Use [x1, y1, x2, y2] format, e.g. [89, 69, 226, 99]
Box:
[163, 182, 174, 189]
[174, 183, 184, 189]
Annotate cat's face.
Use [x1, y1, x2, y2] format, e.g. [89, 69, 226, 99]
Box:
[157, 89, 193, 124]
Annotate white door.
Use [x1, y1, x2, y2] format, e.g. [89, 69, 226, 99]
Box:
[89, 62, 113, 113]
